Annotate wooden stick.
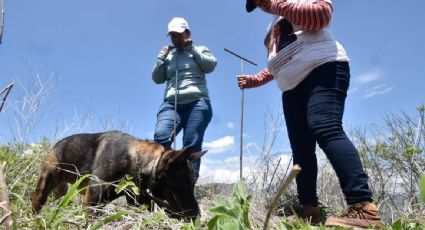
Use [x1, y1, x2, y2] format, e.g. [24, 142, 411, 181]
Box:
[263, 164, 301, 230]
[267, 157, 282, 192]
[0, 162, 13, 230]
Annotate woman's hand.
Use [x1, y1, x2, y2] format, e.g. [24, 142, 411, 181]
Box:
[161, 45, 174, 55]
[237, 75, 250, 89]
[184, 38, 193, 47]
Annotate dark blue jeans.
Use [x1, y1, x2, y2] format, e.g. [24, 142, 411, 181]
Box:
[154, 98, 212, 178]
[282, 61, 372, 206]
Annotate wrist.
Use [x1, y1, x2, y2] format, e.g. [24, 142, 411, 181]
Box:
[159, 48, 169, 57]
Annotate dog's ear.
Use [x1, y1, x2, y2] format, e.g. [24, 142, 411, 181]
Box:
[189, 150, 207, 162]
[172, 146, 194, 162]
[172, 147, 207, 163]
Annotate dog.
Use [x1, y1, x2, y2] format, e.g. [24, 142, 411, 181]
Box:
[31, 131, 206, 219]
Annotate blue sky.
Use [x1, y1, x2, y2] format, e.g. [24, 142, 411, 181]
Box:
[1, 1, 424, 183]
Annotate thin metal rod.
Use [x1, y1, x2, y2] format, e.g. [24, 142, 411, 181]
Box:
[172, 56, 178, 150]
[0, 0, 4, 44]
[240, 58, 244, 180]
[223, 48, 256, 181]
[224, 48, 257, 66]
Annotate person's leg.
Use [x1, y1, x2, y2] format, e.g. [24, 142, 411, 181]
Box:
[153, 102, 182, 148]
[303, 61, 372, 204]
[282, 86, 318, 207]
[181, 99, 212, 178]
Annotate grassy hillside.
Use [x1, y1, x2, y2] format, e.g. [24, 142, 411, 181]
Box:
[1, 77, 424, 229]
[1, 138, 425, 229]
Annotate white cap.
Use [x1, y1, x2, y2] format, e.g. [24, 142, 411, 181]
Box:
[167, 17, 190, 34]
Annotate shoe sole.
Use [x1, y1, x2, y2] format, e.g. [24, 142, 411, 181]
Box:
[325, 221, 382, 229]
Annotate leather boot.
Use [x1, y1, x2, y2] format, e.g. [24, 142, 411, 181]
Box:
[325, 202, 382, 229]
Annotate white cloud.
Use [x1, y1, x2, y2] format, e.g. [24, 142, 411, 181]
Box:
[198, 161, 255, 184]
[352, 69, 394, 99]
[226, 122, 235, 130]
[197, 154, 293, 184]
[354, 69, 383, 84]
[277, 154, 293, 166]
[201, 158, 223, 165]
[362, 84, 394, 99]
[203, 136, 235, 154]
[198, 165, 240, 184]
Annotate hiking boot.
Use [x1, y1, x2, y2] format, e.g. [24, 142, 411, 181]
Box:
[286, 205, 321, 225]
[325, 202, 382, 229]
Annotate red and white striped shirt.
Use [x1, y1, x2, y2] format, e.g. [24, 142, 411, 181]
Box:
[243, 68, 274, 88]
[246, 0, 348, 91]
[271, 0, 333, 31]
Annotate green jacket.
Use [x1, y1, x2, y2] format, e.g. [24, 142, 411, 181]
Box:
[152, 44, 217, 103]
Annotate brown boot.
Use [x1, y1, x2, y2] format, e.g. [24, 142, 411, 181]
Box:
[286, 205, 321, 225]
[325, 202, 382, 229]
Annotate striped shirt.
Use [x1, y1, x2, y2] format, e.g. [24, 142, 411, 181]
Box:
[246, 0, 348, 91]
[271, 0, 333, 31]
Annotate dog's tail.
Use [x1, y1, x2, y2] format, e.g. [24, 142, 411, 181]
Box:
[31, 151, 62, 213]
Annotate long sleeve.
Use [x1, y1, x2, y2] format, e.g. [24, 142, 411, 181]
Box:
[270, 0, 333, 31]
[152, 50, 168, 84]
[186, 45, 217, 74]
[245, 68, 274, 88]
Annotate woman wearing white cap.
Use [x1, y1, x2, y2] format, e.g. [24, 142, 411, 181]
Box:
[152, 17, 217, 181]
[238, 0, 381, 228]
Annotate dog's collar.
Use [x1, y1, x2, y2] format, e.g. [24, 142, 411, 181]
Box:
[146, 152, 174, 211]
[148, 152, 162, 189]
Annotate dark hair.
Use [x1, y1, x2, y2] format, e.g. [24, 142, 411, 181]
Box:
[246, 0, 257, 12]
[264, 30, 271, 48]
[278, 18, 294, 38]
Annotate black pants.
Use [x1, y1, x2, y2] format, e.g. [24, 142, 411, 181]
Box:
[282, 61, 372, 206]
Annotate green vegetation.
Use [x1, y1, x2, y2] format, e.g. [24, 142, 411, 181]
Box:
[0, 76, 424, 229]
[1, 140, 424, 229]
[208, 181, 252, 230]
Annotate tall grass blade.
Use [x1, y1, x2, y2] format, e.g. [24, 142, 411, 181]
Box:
[47, 174, 91, 226]
[88, 210, 130, 230]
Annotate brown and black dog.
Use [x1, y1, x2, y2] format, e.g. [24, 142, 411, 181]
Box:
[31, 131, 206, 219]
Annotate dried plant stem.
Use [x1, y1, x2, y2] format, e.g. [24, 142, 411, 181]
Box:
[263, 164, 301, 230]
[0, 162, 13, 230]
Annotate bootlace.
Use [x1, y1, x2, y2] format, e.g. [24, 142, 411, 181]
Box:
[340, 202, 368, 219]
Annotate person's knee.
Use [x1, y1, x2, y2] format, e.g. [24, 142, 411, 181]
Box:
[153, 132, 172, 147]
[183, 134, 203, 150]
[307, 117, 344, 143]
